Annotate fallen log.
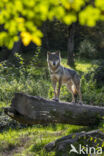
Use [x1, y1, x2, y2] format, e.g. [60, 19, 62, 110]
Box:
[4, 93, 104, 126]
[45, 129, 104, 153]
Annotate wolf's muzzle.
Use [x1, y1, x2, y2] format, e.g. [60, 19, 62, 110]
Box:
[53, 62, 56, 66]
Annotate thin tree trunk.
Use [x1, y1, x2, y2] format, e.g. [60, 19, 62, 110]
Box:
[42, 22, 50, 49]
[67, 23, 76, 67]
[12, 39, 21, 55]
[11, 36, 22, 56]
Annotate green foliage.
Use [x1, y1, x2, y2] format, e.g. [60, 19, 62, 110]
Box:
[81, 74, 104, 106]
[86, 61, 104, 88]
[14, 53, 24, 66]
[0, 0, 104, 49]
[30, 47, 42, 66]
[0, 53, 49, 105]
[79, 5, 100, 27]
[78, 39, 97, 59]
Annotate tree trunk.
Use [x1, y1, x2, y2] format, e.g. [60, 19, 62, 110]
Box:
[42, 22, 50, 50]
[4, 93, 104, 126]
[67, 23, 76, 67]
[11, 36, 22, 56]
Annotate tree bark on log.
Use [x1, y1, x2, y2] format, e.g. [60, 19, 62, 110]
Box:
[4, 93, 104, 126]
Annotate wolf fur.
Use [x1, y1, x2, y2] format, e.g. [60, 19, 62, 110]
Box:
[47, 51, 82, 103]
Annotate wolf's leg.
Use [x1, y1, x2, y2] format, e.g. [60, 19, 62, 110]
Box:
[52, 81, 57, 99]
[67, 84, 75, 103]
[77, 87, 82, 104]
[57, 79, 62, 101]
[52, 80, 57, 100]
[73, 75, 82, 104]
[74, 81, 82, 104]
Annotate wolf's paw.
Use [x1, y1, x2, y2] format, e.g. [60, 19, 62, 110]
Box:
[52, 98, 59, 102]
[71, 101, 76, 104]
[78, 101, 83, 105]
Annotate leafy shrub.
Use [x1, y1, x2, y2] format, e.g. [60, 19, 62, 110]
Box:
[0, 53, 50, 104]
[30, 47, 43, 66]
[86, 61, 104, 88]
[92, 61, 104, 87]
[78, 39, 97, 59]
[81, 74, 104, 106]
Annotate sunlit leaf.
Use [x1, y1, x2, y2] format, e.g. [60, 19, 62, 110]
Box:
[63, 14, 76, 24]
[32, 36, 41, 46]
[21, 32, 32, 46]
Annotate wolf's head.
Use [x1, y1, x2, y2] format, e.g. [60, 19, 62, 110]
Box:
[47, 51, 61, 69]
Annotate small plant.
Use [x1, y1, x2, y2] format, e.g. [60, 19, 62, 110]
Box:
[14, 53, 24, 66]
[31, 47, 42, 66]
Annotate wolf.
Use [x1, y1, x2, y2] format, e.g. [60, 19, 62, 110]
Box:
[47, 51, 82, 103]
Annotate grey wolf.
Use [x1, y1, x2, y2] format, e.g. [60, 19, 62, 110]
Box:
[47, 51, 82, 103]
